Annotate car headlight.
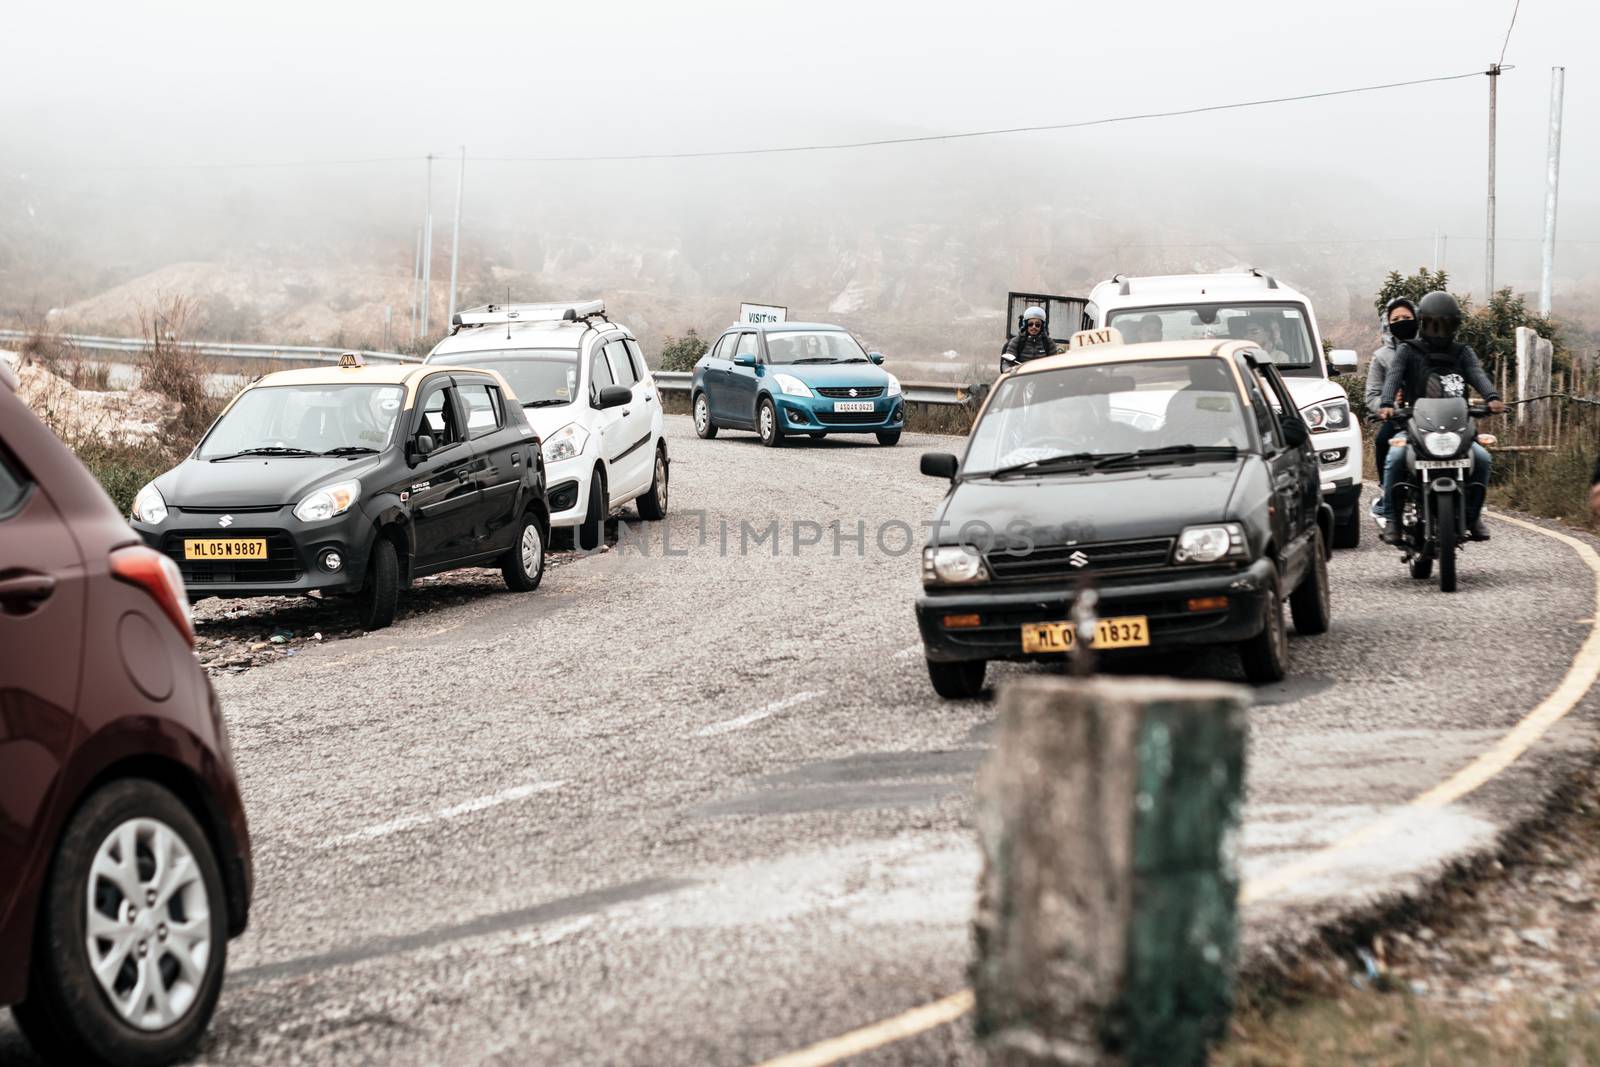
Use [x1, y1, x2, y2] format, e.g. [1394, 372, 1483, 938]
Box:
[921, 545, 987, 585]
[1174, 523, 1248, 564]
[293, 479, 360, 523]
[131, 482, 168, 525]
[543, 423, 590, 463]
[773, 373, 813, 398]
[1422, 430, 1463, 456]
[886, 373, 902, 397]
[1301, 398, 1351, 433]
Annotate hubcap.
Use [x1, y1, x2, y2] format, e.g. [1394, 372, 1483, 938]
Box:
[86, 818, 211, 1031]
[760, 405, 773, 440]
[520, 522, 542, 575]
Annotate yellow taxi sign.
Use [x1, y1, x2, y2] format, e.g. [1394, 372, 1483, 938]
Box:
[1070, 327, 1124, 350]
[338, 352, 365, 369]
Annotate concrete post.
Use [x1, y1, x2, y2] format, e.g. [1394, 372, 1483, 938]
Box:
[1516, 326, 1552, 432]
[972, 675, 1248, 1067]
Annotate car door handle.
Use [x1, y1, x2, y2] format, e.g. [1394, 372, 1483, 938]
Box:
[0, 571, 56, 614]
[511, 452, 521, 465]
[621, 409, 632, 417]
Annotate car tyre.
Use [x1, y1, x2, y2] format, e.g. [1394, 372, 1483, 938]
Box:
[501, 511, 545, 592]
[1238, 570, 1288, 684]
[693, 392, 717, 439]
[757, 397, 784, 448]
[809, 432, 826, 440]
[635, 446, 669, 520]
[355, 536, 400, 631]
[876, 430, 902, 446]
[1288, 528, 1331, 635]
[11, 779, 228, 1067]
[1332, 509, 1361, 549]
[927, 658, 986, 700]
[578, 473, 607, 551]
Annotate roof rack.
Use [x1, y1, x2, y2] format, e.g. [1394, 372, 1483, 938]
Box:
[452, 300, 606, 329]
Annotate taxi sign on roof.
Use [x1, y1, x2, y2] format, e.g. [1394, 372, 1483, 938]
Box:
[1070, 326, 1123, 350]
[338, 352, 365, 368]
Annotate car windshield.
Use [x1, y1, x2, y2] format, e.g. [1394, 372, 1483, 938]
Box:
[431, 350, 579, 406]
[764, 330, 868, 365]
[198, 384, 405, 459]
[1107, 302, 1320, 376]
[962, 357, 1251, 476]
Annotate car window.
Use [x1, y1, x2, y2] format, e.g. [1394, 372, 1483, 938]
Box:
[735, 333, 759, 361]
[0, 446, 29, 520]
[419, 385, 464, 448]
[762, 329, 867, 365]
[590, 348, 615, 402]
[198, 383, 405, 458]
[625, 339, 646, 373]
[605, 339, 638, 388]
[1242, 361, 1285, 449]
[712, 333, 737, 360]
[458, 382, 504, 438]
[1106, 302, 1319, 376]
[429, 349, 579, 408]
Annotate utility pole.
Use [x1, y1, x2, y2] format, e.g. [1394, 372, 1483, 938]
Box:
[421, 154, 434, 338]
[1539, 66, 1565, 317]
[410, 226, 422, 344]
[1433, 229, 1440, 272]
[1485, 64, 1501, 300]
[447, 147, 465, 328]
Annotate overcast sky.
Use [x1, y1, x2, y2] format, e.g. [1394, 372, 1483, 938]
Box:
[1, 0, 1592, 295]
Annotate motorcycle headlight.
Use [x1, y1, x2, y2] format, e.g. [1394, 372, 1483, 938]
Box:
[543, 423, 589, 463]
[774, 374, 813, 398]
[1174, 523, 1248, 564]
[293, 479, 360, 523]
[131, 482, 168, 525]
[886, 373, 902, 397]
[1301, 398, 1350, 433]
[1422, 431, 1463, 456]
[921, 545, 987, 585]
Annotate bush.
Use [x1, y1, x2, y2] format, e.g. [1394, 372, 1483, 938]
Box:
[657, 330, 707, 373]
[74, 438, 173, 516]
[138, 295, 224, 445]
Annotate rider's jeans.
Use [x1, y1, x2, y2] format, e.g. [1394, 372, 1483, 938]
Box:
[1383, 443, 1491, 528]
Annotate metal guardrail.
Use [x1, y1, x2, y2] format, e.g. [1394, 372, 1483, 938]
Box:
[0, 330, 418, 366]
[650, 370, 979, 407]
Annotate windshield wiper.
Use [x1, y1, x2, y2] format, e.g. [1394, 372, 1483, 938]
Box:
[208, 446, 319, 462]
[321, 445, 379, 456]
[835, 357, 870, 363]
[1092, 445, 1240, 469]
[987, 452, 1103, 479]
[788, 357, 837, 364]
[523, 398, 569, 408]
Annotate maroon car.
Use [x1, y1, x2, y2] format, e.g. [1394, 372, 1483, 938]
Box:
[0, 361, 252, 1066]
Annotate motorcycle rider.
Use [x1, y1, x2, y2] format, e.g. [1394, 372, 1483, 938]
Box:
[1366, 296, 1418, 529]
[1377, 291, 1505, 544]
[1002, 306, 1062, 364]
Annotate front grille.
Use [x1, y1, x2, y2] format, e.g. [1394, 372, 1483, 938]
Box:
[162, 530, 302, 584]
[817, 410, 886, 425]
[985, 537, 1175, 582]
[817, 386, 885, 399]
[173, 504, 283, 516]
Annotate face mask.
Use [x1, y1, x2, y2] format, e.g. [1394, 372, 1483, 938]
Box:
[1388, 318, 1419, 341]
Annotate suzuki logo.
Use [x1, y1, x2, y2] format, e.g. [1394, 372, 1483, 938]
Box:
[218, 514, 234, 528]
[1068, 550, 1091, 568]
[848, 388, 858, 397]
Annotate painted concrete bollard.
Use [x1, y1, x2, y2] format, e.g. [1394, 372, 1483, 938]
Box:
[971, 674, 1249, 1067]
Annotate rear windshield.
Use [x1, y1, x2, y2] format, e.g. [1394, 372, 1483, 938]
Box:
[1107, 302, 1321, 376]
[432, 350, 579, 407]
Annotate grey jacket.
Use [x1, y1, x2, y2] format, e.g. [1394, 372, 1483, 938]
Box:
[1379, 340, 1500, 409]
[1365, 343, 1395, 411]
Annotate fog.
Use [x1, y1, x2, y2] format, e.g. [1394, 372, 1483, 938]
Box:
[2, 0, 1595, 356]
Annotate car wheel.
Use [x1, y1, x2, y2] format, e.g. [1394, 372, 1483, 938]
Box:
[635, 446, 669, 520]
[355, 536, 400, 631]
[578, 473, 606, 551]
[757, 397, 784, 448]
[1332, 508, 1361, 549]
[876, 430, 902, 447]
[1288, 528, 1331, 635]
[927, 658, 986, 700]
[1238, 570, 1288, 684]
[11, 779, 228, 1067]
[809, 432, 826, 440]
[501, 511, 545, 592]
[693, 392, 718, 439]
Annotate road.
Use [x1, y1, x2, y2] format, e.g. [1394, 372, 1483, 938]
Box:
[5, 414, 1598, 1066]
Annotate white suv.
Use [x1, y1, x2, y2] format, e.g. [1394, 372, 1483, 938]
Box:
[1085, 271, 1364, 548]
[427, 300, 668, 549]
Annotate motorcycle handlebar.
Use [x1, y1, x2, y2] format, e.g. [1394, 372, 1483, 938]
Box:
[1377, 404, 1498, 421]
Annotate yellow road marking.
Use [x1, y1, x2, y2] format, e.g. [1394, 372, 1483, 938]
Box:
[753, 508, 1600, 1066]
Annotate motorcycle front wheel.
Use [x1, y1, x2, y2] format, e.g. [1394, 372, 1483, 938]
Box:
[1436, 493, 1458, 593]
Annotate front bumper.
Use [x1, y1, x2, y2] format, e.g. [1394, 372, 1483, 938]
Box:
[132, 506, 377, 599]
[1311, 425, 1363, 515]
[777, 392, 905, 433]
[915, 557, 1274, 663]
[544, 456, 594, 528]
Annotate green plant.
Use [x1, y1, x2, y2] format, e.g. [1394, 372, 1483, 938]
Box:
[656, 330, 707, 373]
[1374, 269, 1568, 387]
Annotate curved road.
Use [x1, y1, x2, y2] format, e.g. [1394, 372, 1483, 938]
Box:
[5, 414, 1598, 1065]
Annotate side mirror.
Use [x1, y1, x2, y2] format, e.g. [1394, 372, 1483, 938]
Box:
[733, 353, 757, 368]
[596, 385, 632, 409]
[410, 433, 436, 463]
[1279, 417, 1309, 449]
[1328, 349, 1359, 375]
[920, 452, 959, 480]
[869, 352, 885, 365]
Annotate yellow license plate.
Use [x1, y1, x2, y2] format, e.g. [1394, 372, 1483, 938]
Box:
[1021, 615, 1150, 654]
[184, 538, 268, 560]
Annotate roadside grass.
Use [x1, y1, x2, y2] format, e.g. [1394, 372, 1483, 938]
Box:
[1490, 440, 1597, 530]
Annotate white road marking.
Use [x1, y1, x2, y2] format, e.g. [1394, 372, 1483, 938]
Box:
[695, 692, 822, 738]
[317, 781, 565, 849]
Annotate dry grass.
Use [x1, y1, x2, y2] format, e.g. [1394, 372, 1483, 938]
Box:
[137, 294, 224, 441]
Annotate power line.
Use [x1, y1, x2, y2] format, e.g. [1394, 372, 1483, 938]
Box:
[14, 155, 424, 175]
[1499, 0, 1523, 66]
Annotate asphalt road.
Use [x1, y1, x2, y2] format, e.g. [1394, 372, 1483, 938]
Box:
[5, 413, 1598, 1066]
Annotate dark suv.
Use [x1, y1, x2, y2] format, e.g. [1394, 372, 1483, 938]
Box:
[128, 357, 549, 630]
[1, 360, 253, 1065]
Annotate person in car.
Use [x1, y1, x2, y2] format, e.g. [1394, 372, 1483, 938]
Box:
[1377, 290, 1505, 543]
[1242, 318, 1289, 360]
[1130, 314, 1164, 343]
[1003, 306, 1062, 362]
[1365, 296, 1417, 528]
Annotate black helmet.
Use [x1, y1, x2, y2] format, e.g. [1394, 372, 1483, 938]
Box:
[1416, 290, 1462, 349]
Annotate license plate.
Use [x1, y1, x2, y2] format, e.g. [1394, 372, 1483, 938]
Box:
[833, 401, 874, 412]
[1021, 615, 1150, 654]
[1415, 459, 1471, 471]
[184, 538, 268, 560]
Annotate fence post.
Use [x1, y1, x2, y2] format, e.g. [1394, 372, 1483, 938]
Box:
[1517, 326, 1553, 433]
[972, 675, 1249, 1067]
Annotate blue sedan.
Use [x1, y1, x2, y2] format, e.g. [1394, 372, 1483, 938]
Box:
[691, 322, 904, 447]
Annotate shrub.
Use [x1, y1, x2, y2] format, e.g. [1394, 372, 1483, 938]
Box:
[657, 330, 707, 373]
[137, 295, 224, 445]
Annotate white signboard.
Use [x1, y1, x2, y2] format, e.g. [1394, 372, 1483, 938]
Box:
[739, 302, 788, 325]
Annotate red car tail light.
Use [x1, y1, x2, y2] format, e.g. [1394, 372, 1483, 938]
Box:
[110, 545, 195, 647]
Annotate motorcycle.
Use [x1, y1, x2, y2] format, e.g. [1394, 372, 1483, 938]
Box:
[1385, 398, 1495, 593]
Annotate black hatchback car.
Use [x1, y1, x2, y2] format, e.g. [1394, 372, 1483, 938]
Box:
[129, 356, 549, 629]
[915, 337, 1333, 697]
